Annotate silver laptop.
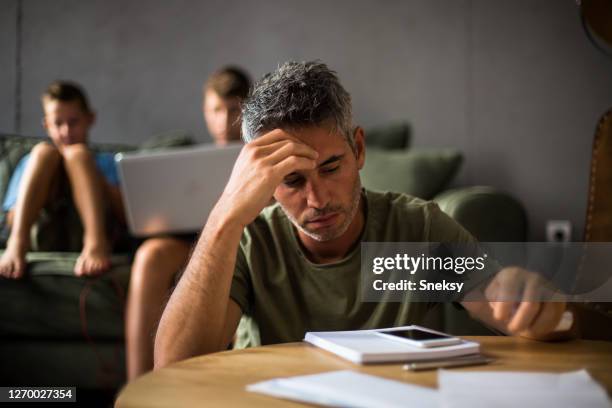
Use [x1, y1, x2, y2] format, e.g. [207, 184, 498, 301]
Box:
[115, 143, 242, 237]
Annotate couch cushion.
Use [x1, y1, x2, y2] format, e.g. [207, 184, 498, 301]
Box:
[0, 252, 131, 340]
[364, 122, 411, 150]
[434, 186, 527, 242]
[361, 148, 462, 199]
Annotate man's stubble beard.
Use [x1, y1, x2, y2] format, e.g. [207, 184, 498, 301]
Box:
[280, 177, 363, 242]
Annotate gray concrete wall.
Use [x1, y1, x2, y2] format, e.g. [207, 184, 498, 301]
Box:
[1, 0, 611, 240]
[0, 0, 17, 133]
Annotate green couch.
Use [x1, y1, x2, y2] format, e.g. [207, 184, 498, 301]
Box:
[0, 124, 527, 391]
[0, 133, 194, 392]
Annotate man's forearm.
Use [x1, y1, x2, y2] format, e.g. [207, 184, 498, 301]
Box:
[154, 209, 244, 369]
[153, 130, 320, 368]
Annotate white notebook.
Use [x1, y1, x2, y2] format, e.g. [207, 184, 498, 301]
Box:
[304, 325, 480, 364]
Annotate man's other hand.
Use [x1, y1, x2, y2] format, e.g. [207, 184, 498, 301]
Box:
[463, 267, 569, 340]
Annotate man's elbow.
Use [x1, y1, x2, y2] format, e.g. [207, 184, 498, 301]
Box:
[153, 335, 176, 370]
[153, 325, 188, 370]
[153, 334, 223, 370]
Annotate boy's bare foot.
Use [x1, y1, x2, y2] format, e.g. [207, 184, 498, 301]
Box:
[0, 239, 28, 279]
[74, 243, 111, 277]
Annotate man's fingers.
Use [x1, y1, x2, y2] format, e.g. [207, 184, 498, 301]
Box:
[249, 129, 301, 146]
[507, 275, 543, 332]
[490, 301, 512, 322]
[508, 301, 541, 333]
[492, 297, 519, 322]
[263, 140, 318, 167]
[488, 267, 530, 322]
[472, 267, 568, 339]
[273, 155, 318, 178]
[521, 303, 566, 338]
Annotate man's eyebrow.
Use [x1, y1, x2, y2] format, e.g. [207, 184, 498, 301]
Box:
[318, 154, 344, 167]
[283, 154, 345, 180]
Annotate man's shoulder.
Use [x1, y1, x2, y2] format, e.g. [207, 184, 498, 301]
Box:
[365, 189, 440, 216]
[364, 189, 453, 241]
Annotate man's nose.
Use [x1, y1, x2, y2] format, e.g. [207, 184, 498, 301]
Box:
[305, 179, 331, 210]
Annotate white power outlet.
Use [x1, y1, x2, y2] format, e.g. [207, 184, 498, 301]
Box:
[546, 220, 572, 242]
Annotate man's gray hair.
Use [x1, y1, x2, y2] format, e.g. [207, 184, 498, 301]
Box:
[241, 61, 354, 150]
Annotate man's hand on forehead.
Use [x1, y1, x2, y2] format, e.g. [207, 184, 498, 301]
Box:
[214, 128, 319, 228]
[250, 129, 319, 167]
[250, 128, 304, 145]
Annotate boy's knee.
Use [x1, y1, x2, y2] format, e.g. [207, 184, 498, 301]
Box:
[133, 239, 187, 278]
[131, 240, 182, 292]
[61, 143, 93, 162]
[30, 142, 61, 163]
[134, 239, 171, 269]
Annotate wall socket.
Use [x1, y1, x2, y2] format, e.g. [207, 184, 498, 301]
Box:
[546, 220, 572, 242]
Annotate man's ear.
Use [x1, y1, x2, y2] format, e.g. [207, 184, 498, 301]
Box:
[353, 126, 366, 170]
[41, 117, 48, 131]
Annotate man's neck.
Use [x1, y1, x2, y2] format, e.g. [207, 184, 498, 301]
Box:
[296, 196, 365, 264]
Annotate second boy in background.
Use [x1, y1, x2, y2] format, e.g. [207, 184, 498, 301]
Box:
[124, 66, 251, 380]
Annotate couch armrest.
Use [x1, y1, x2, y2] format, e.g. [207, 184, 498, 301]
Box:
[433, 186, 527, 242]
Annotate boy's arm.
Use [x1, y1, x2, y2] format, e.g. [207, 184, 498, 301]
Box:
[154, 130, 318, 368]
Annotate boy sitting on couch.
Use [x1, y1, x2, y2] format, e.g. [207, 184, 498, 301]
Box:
[0, 80, 124, 279]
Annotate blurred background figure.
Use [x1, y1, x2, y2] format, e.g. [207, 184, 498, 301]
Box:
[125, 66, 251, 381]
[0, 81, 123, 279]
[204, 66, 251, 145]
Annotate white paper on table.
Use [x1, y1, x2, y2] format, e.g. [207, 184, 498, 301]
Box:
[438, 369, 611, 408]
[247, 369, 438, 408]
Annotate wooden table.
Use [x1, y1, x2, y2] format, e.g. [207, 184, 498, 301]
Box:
[115, 337, 612, 407]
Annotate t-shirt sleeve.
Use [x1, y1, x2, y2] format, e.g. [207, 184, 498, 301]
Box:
[424, 202, 499, 299]
[424, 201, 476, 244]
[2, 154, 30, 212]
[229, 239, 254, 315]
[94, 152, 120, 186]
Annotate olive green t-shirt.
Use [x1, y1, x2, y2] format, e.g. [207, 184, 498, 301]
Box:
[230, 189, 480, 346]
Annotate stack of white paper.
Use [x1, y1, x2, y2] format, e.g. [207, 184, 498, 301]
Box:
[304, 325, 480, 364]
[248, 369, 611, 408]
[438, 369, 611, 408]
[247, 370, 438, 408]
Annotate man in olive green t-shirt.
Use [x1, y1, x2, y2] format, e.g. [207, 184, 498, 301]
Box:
[231, 190, 483, 346]
[155, 61, 570, 367]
